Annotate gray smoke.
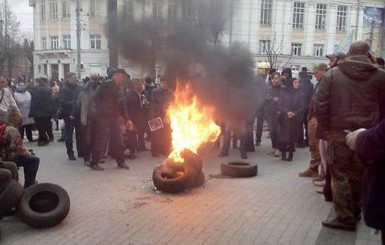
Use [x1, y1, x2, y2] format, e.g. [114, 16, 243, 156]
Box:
[113, 15, 266, 130]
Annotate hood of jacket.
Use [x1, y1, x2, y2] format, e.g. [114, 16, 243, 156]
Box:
[338, 55, 377, 80]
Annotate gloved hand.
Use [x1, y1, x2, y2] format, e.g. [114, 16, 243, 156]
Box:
[345, 128, 366, 150]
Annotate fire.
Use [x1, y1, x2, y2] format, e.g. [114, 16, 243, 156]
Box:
[167, 82, 221, 163]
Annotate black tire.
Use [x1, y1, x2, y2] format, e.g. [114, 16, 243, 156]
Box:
[17, 183, 70, 228]
[220, 162, 258, 178]
[181, 149, 203, 173]
[152, 164, 197, 193]
[0, 180, 24, 219]
[187, 171, 205, 188]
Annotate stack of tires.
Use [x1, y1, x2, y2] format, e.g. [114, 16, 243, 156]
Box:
[0, 181, 70, 229]
[0, 180, 24, 220]
[153, 149, 205, 193]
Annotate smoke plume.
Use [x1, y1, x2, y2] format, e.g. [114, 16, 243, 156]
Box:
[112, 10, 266, 130]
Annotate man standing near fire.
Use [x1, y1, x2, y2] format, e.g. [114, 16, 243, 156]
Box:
[150, 77, 173, 157]
[315, 41, 385, 231]
[89, 69, 132, 171]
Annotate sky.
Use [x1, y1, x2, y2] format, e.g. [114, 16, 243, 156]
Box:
[8, 0, 34, 36]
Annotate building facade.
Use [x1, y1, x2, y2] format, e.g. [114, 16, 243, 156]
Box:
[29, 0, 385, 79]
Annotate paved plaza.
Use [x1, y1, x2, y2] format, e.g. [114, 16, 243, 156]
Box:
[0, 133, 382, 245]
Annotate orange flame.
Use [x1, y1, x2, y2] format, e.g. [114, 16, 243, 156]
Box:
[167, 82, 221, 163]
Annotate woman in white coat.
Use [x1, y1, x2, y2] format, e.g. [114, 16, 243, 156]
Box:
[0, 76, 18, 123]
[14, 82, 35, 142]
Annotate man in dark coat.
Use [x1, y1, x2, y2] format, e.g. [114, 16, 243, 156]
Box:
[264, 72, 283, 157]
[278, 78, 305, 161]
[29, 77, 53, 146]
[125, 79, 150, 158]
[150, 78, 172, 157]
[346, 119, 385, 244]
[71, 72, 101, 166]
[56, 72, 82, 160]
[315, 41, 385, 231]
[299, 63, 328, 178]
[89, 69, 132, 171]
[298, 67, 314, 147]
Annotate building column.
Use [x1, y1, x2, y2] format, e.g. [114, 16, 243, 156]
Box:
[250, 0, 260, 55]
[326, 4, 338, 54]
[304, 3, 316, 56]
[281, 0, 292, 54]
[47, 63, 52, 78]
[58, 63, 64, 80]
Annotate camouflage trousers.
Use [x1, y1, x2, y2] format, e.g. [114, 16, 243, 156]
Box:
[308, 117, 322, 172]
[327, 131, 364, 224]
[0, 161, 19, 186]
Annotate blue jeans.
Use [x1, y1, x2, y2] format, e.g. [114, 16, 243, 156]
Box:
[14, 155, 40, 188]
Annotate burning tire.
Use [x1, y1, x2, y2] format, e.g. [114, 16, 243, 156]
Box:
[220, 162, 258, 178]
[187, 171, 205, 188]
[152, 164, 197, 193]
[17, 183, 70, 228]
[181, 149, 203, 173]
[0, 180, 24, 219]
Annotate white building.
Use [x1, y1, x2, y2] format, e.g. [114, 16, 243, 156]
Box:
[225, 0, 385, 69]
[29, 0, 385, 79]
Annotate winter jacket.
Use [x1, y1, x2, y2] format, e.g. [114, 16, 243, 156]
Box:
[264, 85, 283, 116]
[278, 88, 306, 143]
[72, 81, 100, 126]
[150, 87, 172, 120]
[299, 78, 314, 111]
[56, 82, 81, 118]
[0, 87, 18, 122]
[29, 85, 52, 118]
[355, 119, 385, 229]
[315, 55, 385, 132]
[92, 79, 129, 120]
[126, 90, 148, 130]
[14, 91, 34, 126]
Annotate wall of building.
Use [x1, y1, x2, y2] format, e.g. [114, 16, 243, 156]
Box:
[31, 0, 385, 79]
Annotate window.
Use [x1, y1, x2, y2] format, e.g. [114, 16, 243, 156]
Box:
[123, 0, 134, 19]
[168, 0, 177, 20]
[90, 35, 101, 49]
[90, 0, 99, 17]
[259, 40, 271, 54]
[336, 5, 347, 31]
[291, 43, 302, 56]
[42, 37, 47, 50]
[62, 0, 70, 18]
[315, 4, 326, 30]
[63, 35, 71, 49]
[260, 0, 272, 25]
[313, 44, 324, 57]
[292, 2, 304, 29]
[49, 0, 58, 20]
[153, 0, 162, 19]
[50, 36, 59, 49]
[41, 1, 46, 20]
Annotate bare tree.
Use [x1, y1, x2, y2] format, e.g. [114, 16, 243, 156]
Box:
[23, 38, 34, 77]
[0, 1, 22, 77]
[260, 35, 292, 70]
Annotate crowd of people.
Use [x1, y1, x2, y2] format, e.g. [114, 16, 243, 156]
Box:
[0, 68, 175, 172]
[0, 41, 384, 242]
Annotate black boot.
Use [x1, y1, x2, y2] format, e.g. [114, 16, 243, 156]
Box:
[281, 151, 287, 161]
[285, 152, 293, 161]
[241, 152, 248, 159]
[232, 139, 238, 149]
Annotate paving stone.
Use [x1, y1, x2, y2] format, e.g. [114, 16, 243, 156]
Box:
[0, 136, 381, 244]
